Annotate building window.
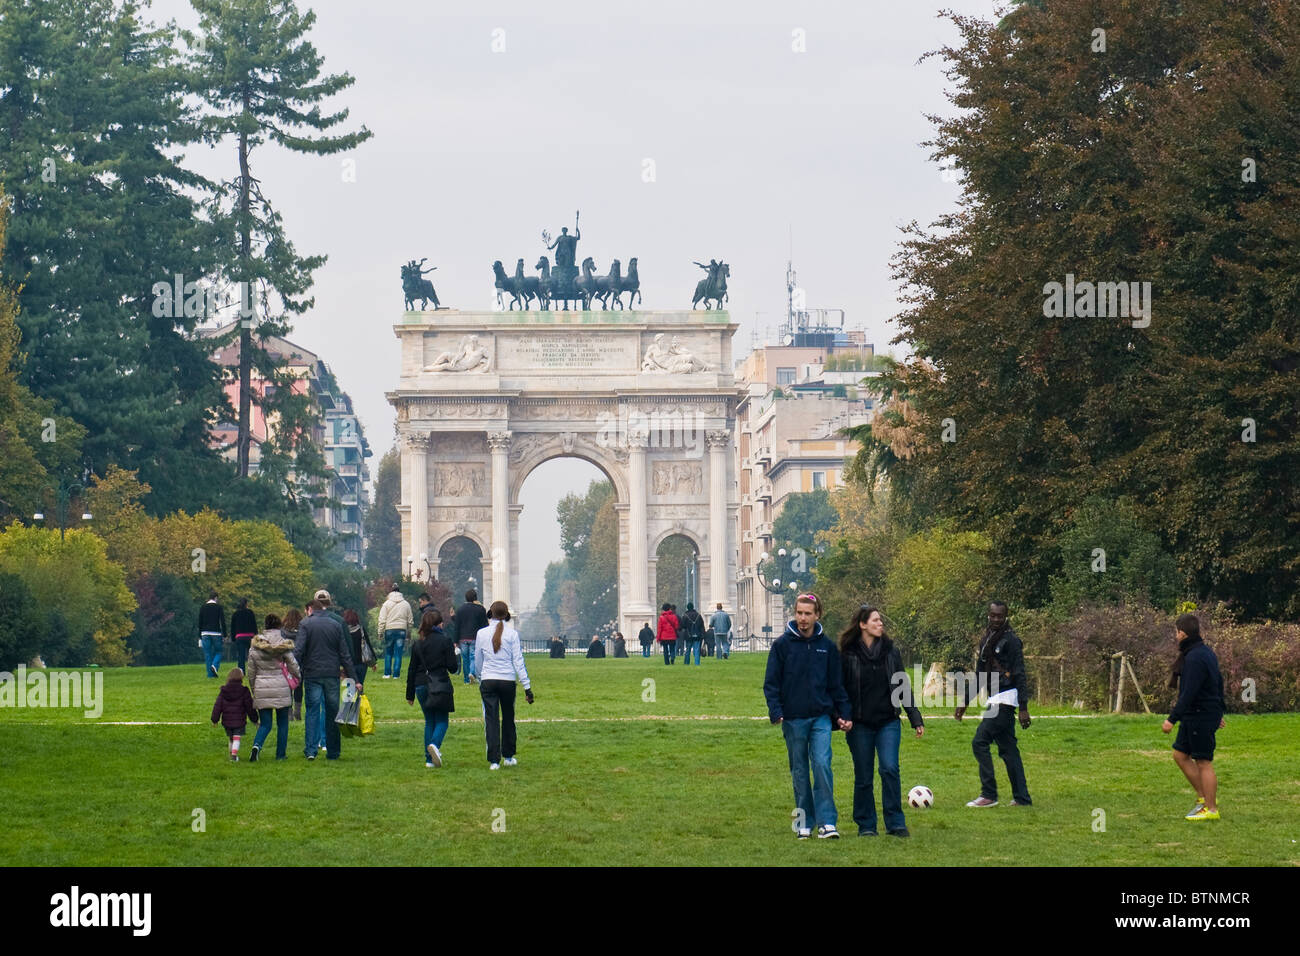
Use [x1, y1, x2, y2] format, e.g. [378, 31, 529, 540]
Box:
[776, 367, 796, 386]
[812, 471, 825, 490]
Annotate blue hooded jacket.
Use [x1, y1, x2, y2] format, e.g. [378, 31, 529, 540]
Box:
[763, 619, 851, 723]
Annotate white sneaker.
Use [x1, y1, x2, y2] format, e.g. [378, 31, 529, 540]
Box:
[489, 762, 500, 770]
[503, 757, 517, 767]
[425, 761, 435, 768]
[796, 828, 811, 840]
[817, 824, 840, 839]
[427, 743, 442, 768]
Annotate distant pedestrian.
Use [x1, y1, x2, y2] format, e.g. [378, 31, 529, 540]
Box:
[612, 631, 628, 658]
[763, 592, 852, 839]
[1162, 613, 1226, 821]
[956, 601, 1032, 808]
[656, 604, 679, 665]
[281, 607, 304, 720]
[672, 604, 685, 658]
[230, 598, 256, 672]
[377, 584, 414, 680]
[681, 602, 705, 666]
[710, 603, 732, 659]
[344, 608, 377, 692]
[475, 601, 534, 770]
[407, 609, 458, 768]
[198, 591, 227, 678]
[454, 589, 489, 685]
[211, 667, 258, 761]
[586, 634, 606, 659]
[638, 622, 654, 658]
[549, 635, 566, 658]
[296, 598, 357, 761]
[245, 614, 300, 762]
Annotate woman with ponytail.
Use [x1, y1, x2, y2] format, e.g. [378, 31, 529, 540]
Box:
[474, 600, 534, 770]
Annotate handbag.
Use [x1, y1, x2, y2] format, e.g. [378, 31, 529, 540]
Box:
[361, 633, 376, 666]
[279, 659, 299, 691]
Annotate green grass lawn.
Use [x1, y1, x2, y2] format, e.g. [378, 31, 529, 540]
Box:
[1, 654, 1297, 866]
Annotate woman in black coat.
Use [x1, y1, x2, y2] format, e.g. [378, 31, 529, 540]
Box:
[839, 605, 925, 837]
[406, 609, 458, 768]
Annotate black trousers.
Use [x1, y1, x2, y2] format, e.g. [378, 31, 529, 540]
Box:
[480, 679, 517, 764]
[972, 704, 1031, 804]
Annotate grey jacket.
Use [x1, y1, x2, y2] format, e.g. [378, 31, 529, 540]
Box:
[246, 630, 300, 710]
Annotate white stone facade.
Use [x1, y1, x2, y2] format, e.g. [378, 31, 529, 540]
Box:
[387, 309, 742, 638]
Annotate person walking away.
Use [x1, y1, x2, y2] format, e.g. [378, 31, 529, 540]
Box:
[344, 609, 376, 694]
[681, 603, 705, 666]
[407, 609, 458, 767]
[1162, 612, 1226, 821]
[656, 604, 679, 665]
[672, 604, 685, 659]
[281, 607, 304, 720]
[839, 605, 924, 836]
[956, 601, 1032, 808]
[198, 591, 227, 678]
[474, 601, 534, 770]
[638, 622, 654, 658]
[245, 614, 300, 761]
[763, 593, 852, 839]
[296, 598, 357, 761]
[377, 584, 414, 680]
[710, 603, 732, 660]
[211, 667, 258, 761]
[454, 589, 489, 685]
[230, 598, 256, 672]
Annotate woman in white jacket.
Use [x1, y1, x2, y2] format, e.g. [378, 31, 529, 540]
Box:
[474, 601, 535, 769]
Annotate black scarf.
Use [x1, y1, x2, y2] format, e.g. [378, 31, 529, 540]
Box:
[1169, 633, 1203, 690]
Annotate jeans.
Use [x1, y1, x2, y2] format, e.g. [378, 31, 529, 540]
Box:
[304, 678, 342, 759]
[661, 641, 675, 664]
[717, 633, 731, 658]
[845, 720, 904, 833]
[683, 640, 702, 665]
[253, 706, 290, 759]
[782, 715, 837, 829]
[460, 641, 475, 683]
[641, 643, 652, 657]
[232, 637, 251, 672]
[480, 680, 517, 765]
[415, 685, 450, 760]
[972, 704, 1031, 803]
[383, 630, 406, 678]
[202, 634, 223, 677]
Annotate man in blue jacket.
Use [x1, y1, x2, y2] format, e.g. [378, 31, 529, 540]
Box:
[763, 593, 852, 839]
[1162, 613, 1226, 821]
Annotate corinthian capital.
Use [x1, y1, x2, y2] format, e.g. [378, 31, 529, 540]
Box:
[404, 431, 433, 453]
[706, 429, 732, 449]
[486, 431, 512, 452]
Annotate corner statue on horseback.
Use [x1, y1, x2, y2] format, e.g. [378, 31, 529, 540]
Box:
[402, 258, 443, 311]
[692, 258, 730, 310]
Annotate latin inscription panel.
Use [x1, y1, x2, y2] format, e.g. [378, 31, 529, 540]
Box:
[495, 333, 637, 372]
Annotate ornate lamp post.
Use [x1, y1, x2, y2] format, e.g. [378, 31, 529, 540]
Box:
[34, 477, 92, 541]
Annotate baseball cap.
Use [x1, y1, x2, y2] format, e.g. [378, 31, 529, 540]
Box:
[314, 589, 331, 602]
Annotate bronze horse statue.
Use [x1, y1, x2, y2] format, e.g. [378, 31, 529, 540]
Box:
[692, 261, 729, 310]
[535, 255, 592, 310]
[612, 257, 641, 309]
[590, 260, 622, 309]
[493, 260, 528, 310]
[402, 258, 440, 310]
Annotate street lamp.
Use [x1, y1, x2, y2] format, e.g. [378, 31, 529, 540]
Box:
[420, 552, 433, 582]
[406, 555, 414, 580]
[34, 477, 91, 541]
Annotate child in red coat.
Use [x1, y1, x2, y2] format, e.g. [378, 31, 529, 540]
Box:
[211, 667, 258, 761]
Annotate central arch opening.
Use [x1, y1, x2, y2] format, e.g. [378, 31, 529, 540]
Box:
[517, 457, 620, 647]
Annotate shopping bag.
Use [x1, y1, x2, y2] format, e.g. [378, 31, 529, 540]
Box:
[336, 680, 360, 729]
[358, 694, 374, 736]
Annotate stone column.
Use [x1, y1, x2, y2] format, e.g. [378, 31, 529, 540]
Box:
[487, 431, 512, 605]
[707, 429, 731, 609]
[627, 430, 650, 612]
[405, 432, 431, 570]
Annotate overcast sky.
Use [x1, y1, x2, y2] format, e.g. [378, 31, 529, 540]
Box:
[152, 0, 1002, 608]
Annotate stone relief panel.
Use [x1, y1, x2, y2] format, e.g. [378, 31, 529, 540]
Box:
[651, 461, 704, 496]
[432, 464, 486, 497]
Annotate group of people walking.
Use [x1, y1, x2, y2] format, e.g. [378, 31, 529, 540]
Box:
[650, 602, 732, 663]
[204, 586, 534, 771]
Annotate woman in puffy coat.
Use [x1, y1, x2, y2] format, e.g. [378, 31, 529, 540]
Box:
[839, 605, 925, 837]
[245, 613, 301, 761]
[406, 609, 458, 768]
[656, 603, 679, 665]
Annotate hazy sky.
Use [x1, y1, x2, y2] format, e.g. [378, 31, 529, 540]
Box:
[152, 0, 1001, 607]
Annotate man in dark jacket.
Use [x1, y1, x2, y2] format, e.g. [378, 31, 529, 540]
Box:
[453, 589, 489, 685]
[956, 601, 1032, 807]
[638, 622, 654, 658]
[297, 599, 356, 760]
[1162, 613, 1225, 821]
[681, 603, 705, 666]
[586, 635, 606, 659]
[763, 593, 852, 839]
[198, 591, 227, 678]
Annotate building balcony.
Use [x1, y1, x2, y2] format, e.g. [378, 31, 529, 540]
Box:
[338, 493, 359, 507]
[336, 522, 360, 535]
[755, 521, 773, 538]
[337, 463, 359, 478]
[754, 446, 773, 464]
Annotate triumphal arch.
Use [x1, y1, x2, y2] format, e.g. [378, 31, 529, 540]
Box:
[387, 308, 742, 637]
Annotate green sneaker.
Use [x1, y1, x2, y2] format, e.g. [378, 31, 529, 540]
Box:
[1185, 807, 1220, 821]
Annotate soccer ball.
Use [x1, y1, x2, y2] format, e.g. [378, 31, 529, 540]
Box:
[908, 785, 934, 809]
